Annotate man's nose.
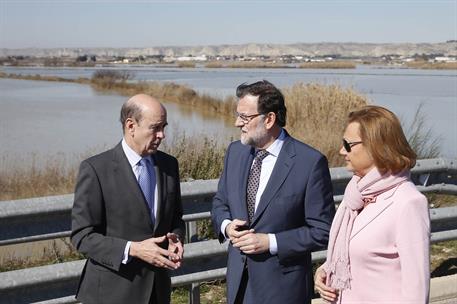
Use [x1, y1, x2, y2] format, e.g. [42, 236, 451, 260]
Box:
[156, 130, 165, 139]
[234, 116, 244, 127]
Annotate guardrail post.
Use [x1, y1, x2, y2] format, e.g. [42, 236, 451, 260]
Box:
[189, 283, 201, 304]
[187, 220, 200, 303]
[187, 221, 198, 243]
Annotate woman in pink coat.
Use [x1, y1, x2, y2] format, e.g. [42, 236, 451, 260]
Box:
[314, 106, 430, 303]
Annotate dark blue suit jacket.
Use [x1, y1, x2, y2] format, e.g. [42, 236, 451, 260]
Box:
[212, 132, 335, 304]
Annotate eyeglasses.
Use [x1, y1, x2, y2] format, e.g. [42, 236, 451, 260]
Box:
[342, 139, 363, 153]
[235, 112, 263, 124]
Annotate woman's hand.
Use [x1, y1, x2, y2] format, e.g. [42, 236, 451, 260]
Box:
[314, 266, 338, 302]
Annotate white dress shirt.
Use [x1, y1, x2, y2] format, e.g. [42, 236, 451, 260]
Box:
[121, 139, 158, 263]
[221, 129, 286, 255]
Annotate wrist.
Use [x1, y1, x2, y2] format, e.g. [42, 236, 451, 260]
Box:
[129, 241, 139, 258]
[225, 223, 231, 237]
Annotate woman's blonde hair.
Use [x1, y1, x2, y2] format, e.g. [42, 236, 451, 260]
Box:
[348, 105, 416, 174]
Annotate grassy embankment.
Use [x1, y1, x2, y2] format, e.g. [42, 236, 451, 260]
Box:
[0, 71, 90, 84]
[177, 61, 196, 68]
[405, 61, 457, 70]
[206, 61, 290, 68]
[298, 61, 356, 69]
[204, 61, 356, 69]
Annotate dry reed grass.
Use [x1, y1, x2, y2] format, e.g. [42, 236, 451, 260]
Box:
[299, 61, 356, 69]
[284, 83, 368, 165]
[204, 61, 224, 68]
[0, 134, 227, 201]
[405, 61, 457, 70]
[0, 155, 78, 201]
[204, 60, 289, 68]
[404, 104, 441, 159]
[162, 136, 227, 181]
[177, 61, 196, 68]
[89, 70, 237, 119]
[0, 239, 82, 272]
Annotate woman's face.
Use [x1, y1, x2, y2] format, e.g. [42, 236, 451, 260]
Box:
[340, 122, 375, 177]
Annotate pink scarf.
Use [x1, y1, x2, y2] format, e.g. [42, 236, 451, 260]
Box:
[324, 167, 409, 290]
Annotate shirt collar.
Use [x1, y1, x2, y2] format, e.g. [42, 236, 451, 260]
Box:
[121, 139, 153, 167]
[265, 128, 286, 158]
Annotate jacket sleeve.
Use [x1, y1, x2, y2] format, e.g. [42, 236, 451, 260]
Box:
[396, 193, 430, 302]
[170, 157, 186, 242]
[71, 160, 127, 272]
[275, 155, 335, 262]
[211, 143, 233, 243]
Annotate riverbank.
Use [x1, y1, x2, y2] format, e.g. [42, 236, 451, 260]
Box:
[405, 61, 457, 70]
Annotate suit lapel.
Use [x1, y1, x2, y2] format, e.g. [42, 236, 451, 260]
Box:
[350, 187, 398, 239]
[112, 143, 153, 227]
[251, 136, 295, 225]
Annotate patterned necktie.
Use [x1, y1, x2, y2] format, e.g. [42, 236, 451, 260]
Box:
[138, 157, 156, 223]
[246, 150, 269, 224]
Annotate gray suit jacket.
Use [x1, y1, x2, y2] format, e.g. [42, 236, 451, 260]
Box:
[71, 142, 185, 304]
[212, 133, 335, 304]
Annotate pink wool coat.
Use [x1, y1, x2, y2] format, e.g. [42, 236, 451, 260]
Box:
[339, 180, 430, 303]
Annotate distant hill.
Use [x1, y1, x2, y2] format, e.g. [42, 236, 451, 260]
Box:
[1, 42, 456, 57]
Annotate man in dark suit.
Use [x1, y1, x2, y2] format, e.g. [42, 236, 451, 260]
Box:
[212, 80, 335, 304]
[71, 94, 185, 304]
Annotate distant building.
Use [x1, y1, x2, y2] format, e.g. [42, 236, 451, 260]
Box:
[177, 55, 207, 61]
[163, 56, 176, 63]
[434, 56, 456, 62]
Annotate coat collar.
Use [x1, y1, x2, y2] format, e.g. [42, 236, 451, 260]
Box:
[350, 183, 402, 239]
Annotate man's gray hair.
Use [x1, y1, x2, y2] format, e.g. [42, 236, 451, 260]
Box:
[120, 100, 143, 133]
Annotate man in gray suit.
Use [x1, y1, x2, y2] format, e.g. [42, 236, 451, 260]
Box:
[71, 94, 185, 304]
[212, 80, 335, 304]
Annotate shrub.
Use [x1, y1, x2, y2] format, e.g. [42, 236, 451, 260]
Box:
[403, 103, 441, 159]
[91, 70, 134, 89]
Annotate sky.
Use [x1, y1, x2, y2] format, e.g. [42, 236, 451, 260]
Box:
[0, 0, 456, 49]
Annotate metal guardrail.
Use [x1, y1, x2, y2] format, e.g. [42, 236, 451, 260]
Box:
[1, 158, 455, 246]
[0, 158, 456, 304]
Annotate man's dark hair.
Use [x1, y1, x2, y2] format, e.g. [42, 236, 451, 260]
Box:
[236, 80, 287, 127]
[120, 100, 143, 133]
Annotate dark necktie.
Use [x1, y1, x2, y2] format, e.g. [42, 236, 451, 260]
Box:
[246, 150, 269, 224]
[138, 157, 156, 223]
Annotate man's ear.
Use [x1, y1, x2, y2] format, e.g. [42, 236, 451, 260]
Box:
[125, 118, 136, 135]
[264, 112, 276, 130]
